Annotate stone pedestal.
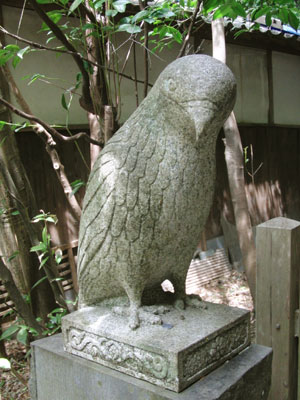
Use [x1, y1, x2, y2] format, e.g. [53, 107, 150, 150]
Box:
[30, 334, 272, 400]
[62, 302, 250, 392]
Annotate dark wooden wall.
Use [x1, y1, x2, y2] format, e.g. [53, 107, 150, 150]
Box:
[206, 125, 300, 239]
[16, 130, 90, 246]
[17, 125, 300, 245]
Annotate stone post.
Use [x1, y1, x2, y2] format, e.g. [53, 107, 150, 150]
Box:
[256, 217, 300, 400]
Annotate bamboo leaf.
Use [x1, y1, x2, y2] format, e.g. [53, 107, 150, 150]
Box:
[61, 93, 69, 110]
[69, 0, 84, 14]
[30, 242, 47, 253]
[40, 256, 50, 268]
[17, 327, 28, 346]
[42, 226, 48, 244]
[31, 276, 48, 291]
[8, 251, 19, 262]
[0, 325, 19, 341]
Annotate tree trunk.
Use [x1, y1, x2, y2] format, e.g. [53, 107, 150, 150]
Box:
[0, 7, 56, 318]
[0, 257, 43, 337]
[211, 19, 256, 302]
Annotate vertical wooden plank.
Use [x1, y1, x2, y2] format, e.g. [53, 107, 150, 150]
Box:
[256, 217, 300, 400]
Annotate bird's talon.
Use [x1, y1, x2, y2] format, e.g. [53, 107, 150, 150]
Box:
[174, 299, 185, 311]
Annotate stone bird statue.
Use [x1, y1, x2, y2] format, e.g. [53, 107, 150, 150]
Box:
[78, 54, 236, 329]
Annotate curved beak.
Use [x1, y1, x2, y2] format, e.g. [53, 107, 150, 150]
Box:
[182, 101, 216, 142]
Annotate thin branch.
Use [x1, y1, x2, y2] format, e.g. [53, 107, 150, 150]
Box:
[0, 96, 103, 146]
[79, 3, 98, 26]
[0, 26, 153, 87]
[139, 0, 149, 97]
[29, 0, 94, 112]
[0, 166, 68, 308]
[177, 0, 202, 58]
[133, 41, 139, 107]
[119, 39, 134, 86]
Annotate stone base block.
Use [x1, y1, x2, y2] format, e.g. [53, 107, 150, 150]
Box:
[62, 302, 250, 392]
[30, 334, 272, 400]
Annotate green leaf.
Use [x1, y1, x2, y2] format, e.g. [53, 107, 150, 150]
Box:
[132, 10, 149, 23]
[0, 121, 7, 131]
[288, 10, 299, 31]
[15, 122, 29, 132]
[231, 1, 246, 18]
[117, 24, 142, 34]
[8, 251, 19, 262]
[251, 6, 270, 21]
[265, 11, 272, 27]
[42, 226, 48, 244]
[167, 26, 182, 43]
[31, 276, 48, 291]
[12, 56, 21, 69]
[26, 73, 46, 85]
[113, 0, 131, 13]
[69, 0, 84, 14]
[0, 358, 11, 370]
[278, 8, 289, 24]
[158, 25, 168, 39]
[46, 216, 57, 224]
[5, 45, 20, 52]
[93, 0, 106, 9]
[106, 9, 118, 17]
[203, 0, 224, 14]
[61, 93, 69, 110]
[32, 212, 57, 223]
[11, 210, 20, 215]
[40, 255, 50, 268]
[70, 179, 85, 197]
[36, 0, 55, 3]
[0, 325, 19, 341]
[41, 11, 63, 31]
[51, 277, 63, 282]
[17, 46, 30, 59]
[213, 4, 236, 20]
[30, 242, 48, 253]
[17, 327, 28, 346]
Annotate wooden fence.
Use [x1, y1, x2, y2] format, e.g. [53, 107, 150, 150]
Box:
[256, 217, 300, 400]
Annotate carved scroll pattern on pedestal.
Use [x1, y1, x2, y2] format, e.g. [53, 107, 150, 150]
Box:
[67, 328, 171, 382]
[183, 321, 249, 379]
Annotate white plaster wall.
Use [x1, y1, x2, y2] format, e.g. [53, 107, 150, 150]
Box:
[272, 51, 300, 126]
[227, 44, 269, 124]
[111, 35, 180, 124]
[3, 6, 88, 125]
[114, 39, 270, 125]
[201, 41, 269, 124]
[4, 5, 298, 127]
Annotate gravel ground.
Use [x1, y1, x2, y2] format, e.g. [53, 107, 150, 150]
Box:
[1, 269, 253, 400]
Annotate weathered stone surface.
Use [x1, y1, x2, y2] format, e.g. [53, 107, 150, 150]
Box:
[78, 55, 236, 328]
[62, 301, 250, 392]
[30, 334, 272, 400]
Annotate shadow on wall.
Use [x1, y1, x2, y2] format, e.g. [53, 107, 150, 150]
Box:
[246, 180, 284, 226]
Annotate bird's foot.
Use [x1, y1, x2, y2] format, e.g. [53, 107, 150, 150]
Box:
[174, 294, 207, 311]
[113, 305, 165, 330]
